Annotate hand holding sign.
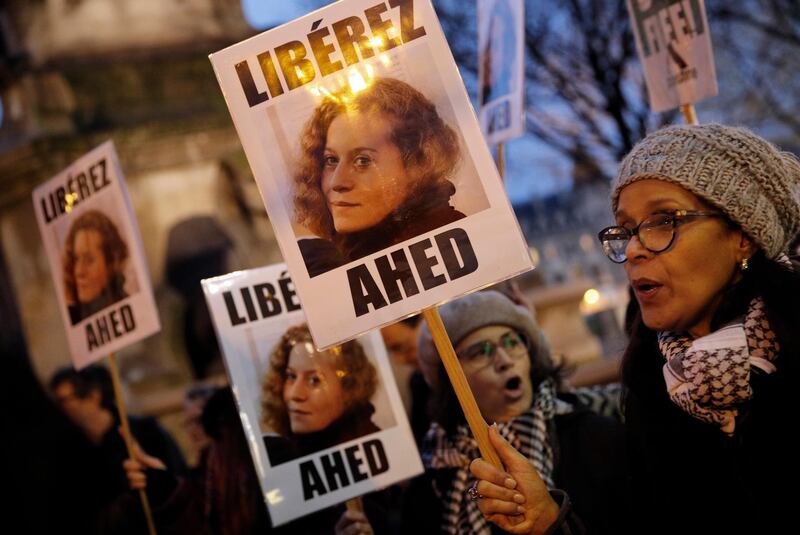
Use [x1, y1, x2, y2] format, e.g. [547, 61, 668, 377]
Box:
[33, 141, 162, 533]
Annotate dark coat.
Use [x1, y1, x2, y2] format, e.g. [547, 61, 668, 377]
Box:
[624, 339, 797, 534]
[403, 399, 630, 535]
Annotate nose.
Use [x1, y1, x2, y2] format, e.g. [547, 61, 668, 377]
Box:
[625, 233, 652, 263]
[75, 258, 87, 277]
[287, 380, 308, 401]
[493, 346, 514, 371]
[326, 164, 354, 193]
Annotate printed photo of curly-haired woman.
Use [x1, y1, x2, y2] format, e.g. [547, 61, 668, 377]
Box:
[60, 208, 138, 324]
[290, 76, 486, 277]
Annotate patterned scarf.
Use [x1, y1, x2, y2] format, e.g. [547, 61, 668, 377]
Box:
[658, 296, 780, 435]
[421, 378, 572, 535]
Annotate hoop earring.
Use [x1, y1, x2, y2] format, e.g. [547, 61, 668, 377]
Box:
[740, 257, 749, 271]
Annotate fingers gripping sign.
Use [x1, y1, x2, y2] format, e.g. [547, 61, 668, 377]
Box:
[335, 508, 374, 535]
[122, 436, 167, 491]
[469, 425, 559, 535]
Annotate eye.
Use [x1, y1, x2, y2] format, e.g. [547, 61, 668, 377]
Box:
[502, 334, 521, 349]
[461, 342, 490, 361]
[284, 371, 297, 383]
[353, 154, 372, 168]
[308, 375, 322, 387]
[642, 213, 674, 229]
[323, 154, 338, 167]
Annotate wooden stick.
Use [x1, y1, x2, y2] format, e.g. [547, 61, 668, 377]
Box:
[496, 142, 506, 180]
[680, 103, 699, 125]
[421, 307, 503, 469]
[346, 497, 364, 513]
[108, 353, 158, 535]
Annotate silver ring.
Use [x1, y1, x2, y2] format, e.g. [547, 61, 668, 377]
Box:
[467, 481, 483, 501]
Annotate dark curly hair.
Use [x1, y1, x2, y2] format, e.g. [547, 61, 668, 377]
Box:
[262, 324, 378, 436]
[293, 77, 461, 239]
[62, 210, 128, 304]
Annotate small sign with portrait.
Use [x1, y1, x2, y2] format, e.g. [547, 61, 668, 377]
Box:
[202, 263, 423, 526]
[209, 0, 533, 349]
[478, 0, 525, 144]
[626, 0, 718, 113]
[31, 141, 160, 369]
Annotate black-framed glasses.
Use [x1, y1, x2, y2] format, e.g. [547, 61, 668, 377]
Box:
[457, 330, 529, 371]
[597, 209, 723, 263]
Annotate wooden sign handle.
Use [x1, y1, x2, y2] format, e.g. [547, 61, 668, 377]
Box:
[346, 496, 364, 513]
[680, 103, 699, 125]
[421, 307, 503, 469]
[108, 353, 158, 535]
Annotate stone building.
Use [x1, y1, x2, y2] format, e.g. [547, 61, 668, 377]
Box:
[0, 3, 293, 499]
[0, 0, 286, 396]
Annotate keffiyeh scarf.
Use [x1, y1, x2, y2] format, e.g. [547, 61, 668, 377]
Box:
[658, 296, 780, 435]
[421, 378, 572, 535]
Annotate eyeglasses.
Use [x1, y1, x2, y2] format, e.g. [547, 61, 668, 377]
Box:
[597, 209, 723, 263]
[457, 330, 529, 371]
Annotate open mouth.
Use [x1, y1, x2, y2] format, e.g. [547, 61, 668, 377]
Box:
[633, 278, 663, 299]
[503, 376, 524, 400]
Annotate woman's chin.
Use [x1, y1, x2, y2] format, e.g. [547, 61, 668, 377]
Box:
[333, 221, 373, 234]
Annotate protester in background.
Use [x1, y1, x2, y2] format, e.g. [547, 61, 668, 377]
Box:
[123, 387, 271, 535]
[380, 315, 432, 444]
[49, 364, 186, 533]
[406, 291, 628, 534]
[62, 209, 130, 324]
[262, 324, 380, 464]
[183, 383, 217, 468]
[293, 77, 464, 277]
[471, 124, 800, 534]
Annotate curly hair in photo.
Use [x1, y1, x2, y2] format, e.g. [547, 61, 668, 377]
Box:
[292, 77, 461, 240]
[62, 209, 129, 304]
[262, 324, 378, 436]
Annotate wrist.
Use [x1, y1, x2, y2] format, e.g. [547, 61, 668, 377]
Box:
[531, 491, 561, 535]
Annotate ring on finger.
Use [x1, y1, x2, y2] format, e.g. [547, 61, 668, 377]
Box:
[467, 481, 483, 501]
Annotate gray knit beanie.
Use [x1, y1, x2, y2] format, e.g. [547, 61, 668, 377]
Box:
[416, 290, 551, 390]
[611, 123, 800, 258]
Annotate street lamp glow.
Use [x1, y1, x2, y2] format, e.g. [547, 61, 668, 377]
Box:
[583, 288, 600, 306]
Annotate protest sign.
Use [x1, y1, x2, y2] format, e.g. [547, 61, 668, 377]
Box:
[478, 0, 525, 144]
[202, 263, 423, 526]
[32, 141, 160, 369]
[209, 0, 533, 349]
[626, 0, 717, 113]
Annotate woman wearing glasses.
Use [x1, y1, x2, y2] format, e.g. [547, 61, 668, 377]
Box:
[470, 124, 800, 534]
[405, 290, 628, 534]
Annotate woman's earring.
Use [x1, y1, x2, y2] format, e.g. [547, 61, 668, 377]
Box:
[740, 257, 749, 271]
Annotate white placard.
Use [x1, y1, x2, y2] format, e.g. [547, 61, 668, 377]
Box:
[478, 0, 525, 144]
[627, 0, 718, 113]
[31, 141, 160, 369]
[202, 263, 423, 526]
[209, 0, 533, 349]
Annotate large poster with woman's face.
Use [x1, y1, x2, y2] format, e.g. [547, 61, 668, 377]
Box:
[478, 0, 525, 144]
[202, 263, 422, 526]
[210, 0, 533, 349]
[31, 141, 160, 369]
